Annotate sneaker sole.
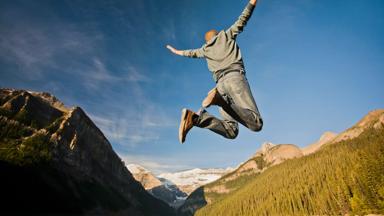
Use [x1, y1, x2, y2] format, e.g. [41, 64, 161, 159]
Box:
[179, 108, 187, 144]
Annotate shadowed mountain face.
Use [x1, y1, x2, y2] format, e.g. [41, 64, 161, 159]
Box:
[179, 109, 384, 216]
[0, 88, 175, 215]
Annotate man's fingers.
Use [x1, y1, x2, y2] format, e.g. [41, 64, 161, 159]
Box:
[166, 45, 173, 50]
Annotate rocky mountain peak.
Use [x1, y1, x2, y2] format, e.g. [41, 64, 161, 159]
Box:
[302, 131, 337, 155]
[253, 142, 302, 165]
[264, 144, 303, 165]
[127, 164, 162, 190]
[28, 90, 69, 112]
[254, 142, 275, 157]
[331, 109, 384, 144]
[356, 109, 384, 129]
[0, 88, 175, 215]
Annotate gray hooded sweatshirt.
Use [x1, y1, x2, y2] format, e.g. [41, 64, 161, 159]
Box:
[182, 3, 255, 79]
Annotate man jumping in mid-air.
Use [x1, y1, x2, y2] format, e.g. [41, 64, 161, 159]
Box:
[167, 0, 263, 143]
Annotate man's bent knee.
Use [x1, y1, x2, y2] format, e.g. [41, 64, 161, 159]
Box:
[249, 118, 263, 132]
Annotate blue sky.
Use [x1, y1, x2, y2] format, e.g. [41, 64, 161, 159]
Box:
[1, 0, 383, 174]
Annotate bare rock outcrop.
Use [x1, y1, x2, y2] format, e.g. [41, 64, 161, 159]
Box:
[331, 109, 384, 143]
[302, 131, 337, 155]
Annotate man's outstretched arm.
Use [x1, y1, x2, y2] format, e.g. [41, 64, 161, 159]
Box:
[166, 45, 204, 58]
[226, 0, 258, 39]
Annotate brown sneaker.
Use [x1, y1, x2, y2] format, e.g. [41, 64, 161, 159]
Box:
[179, 108, 196, 144]
[202, 87, 225, 108]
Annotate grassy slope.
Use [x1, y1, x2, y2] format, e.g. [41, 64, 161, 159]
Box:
[196, 127, 384, 216]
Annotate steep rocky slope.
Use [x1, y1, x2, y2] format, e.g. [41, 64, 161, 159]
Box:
[0, 88, 175, 215]
[127, 164, 163, 190]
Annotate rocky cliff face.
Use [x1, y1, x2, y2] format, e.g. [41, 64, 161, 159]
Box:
[0, 88, 175, 215]
[128, 164, 163, 190]
[256, 142, 303, 166]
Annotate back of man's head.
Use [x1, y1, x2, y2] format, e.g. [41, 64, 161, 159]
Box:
[205, 30, 218, 43]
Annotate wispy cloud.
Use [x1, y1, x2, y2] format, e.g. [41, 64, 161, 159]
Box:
[81, 58, 150, 90]
[121, 154, 194, 175]
[0, 16, 103, 80]
[0, 5, 151, 93]
[90, 105, 177, 147]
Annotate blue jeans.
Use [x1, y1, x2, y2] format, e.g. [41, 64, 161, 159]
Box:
[195, 69, 263, 139]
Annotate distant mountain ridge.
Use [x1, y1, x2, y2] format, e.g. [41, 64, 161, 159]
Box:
[301, 131, 337, 155]
[127, 163, 232, 208]
[0, 88, 175, 215]
[158, 167, 234, 194]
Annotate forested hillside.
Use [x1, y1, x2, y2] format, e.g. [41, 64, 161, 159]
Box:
[196, 127, 384, 215]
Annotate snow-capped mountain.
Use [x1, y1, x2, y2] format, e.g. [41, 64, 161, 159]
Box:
[158, 167, 234, 195]
[127, 164, 233, 208]
[127, 164, 188, 208]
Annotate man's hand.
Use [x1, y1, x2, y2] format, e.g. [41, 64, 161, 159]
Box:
[250, 0, 257, 6]
[166, 45, 183, 56]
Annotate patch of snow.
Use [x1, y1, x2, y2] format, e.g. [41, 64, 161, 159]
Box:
[176, 195, 188, 200]
[158, 168, 233, 187]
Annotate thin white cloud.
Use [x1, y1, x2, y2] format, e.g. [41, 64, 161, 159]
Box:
[121, 154, 194, 175]
[124, 66, 150, 82]
[0, 11, 150, 93]
[90, 107, 177, 147]
[0, 17, 103, 80]
[83, 58, 150, 90]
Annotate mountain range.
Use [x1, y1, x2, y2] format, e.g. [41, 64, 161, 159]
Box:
[127, 109, 384, 215]
[180, 109, 384, 215]
[1, 88, 383, 215]
[127, 164, 232, 208]
[128, 128, 339, 213]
